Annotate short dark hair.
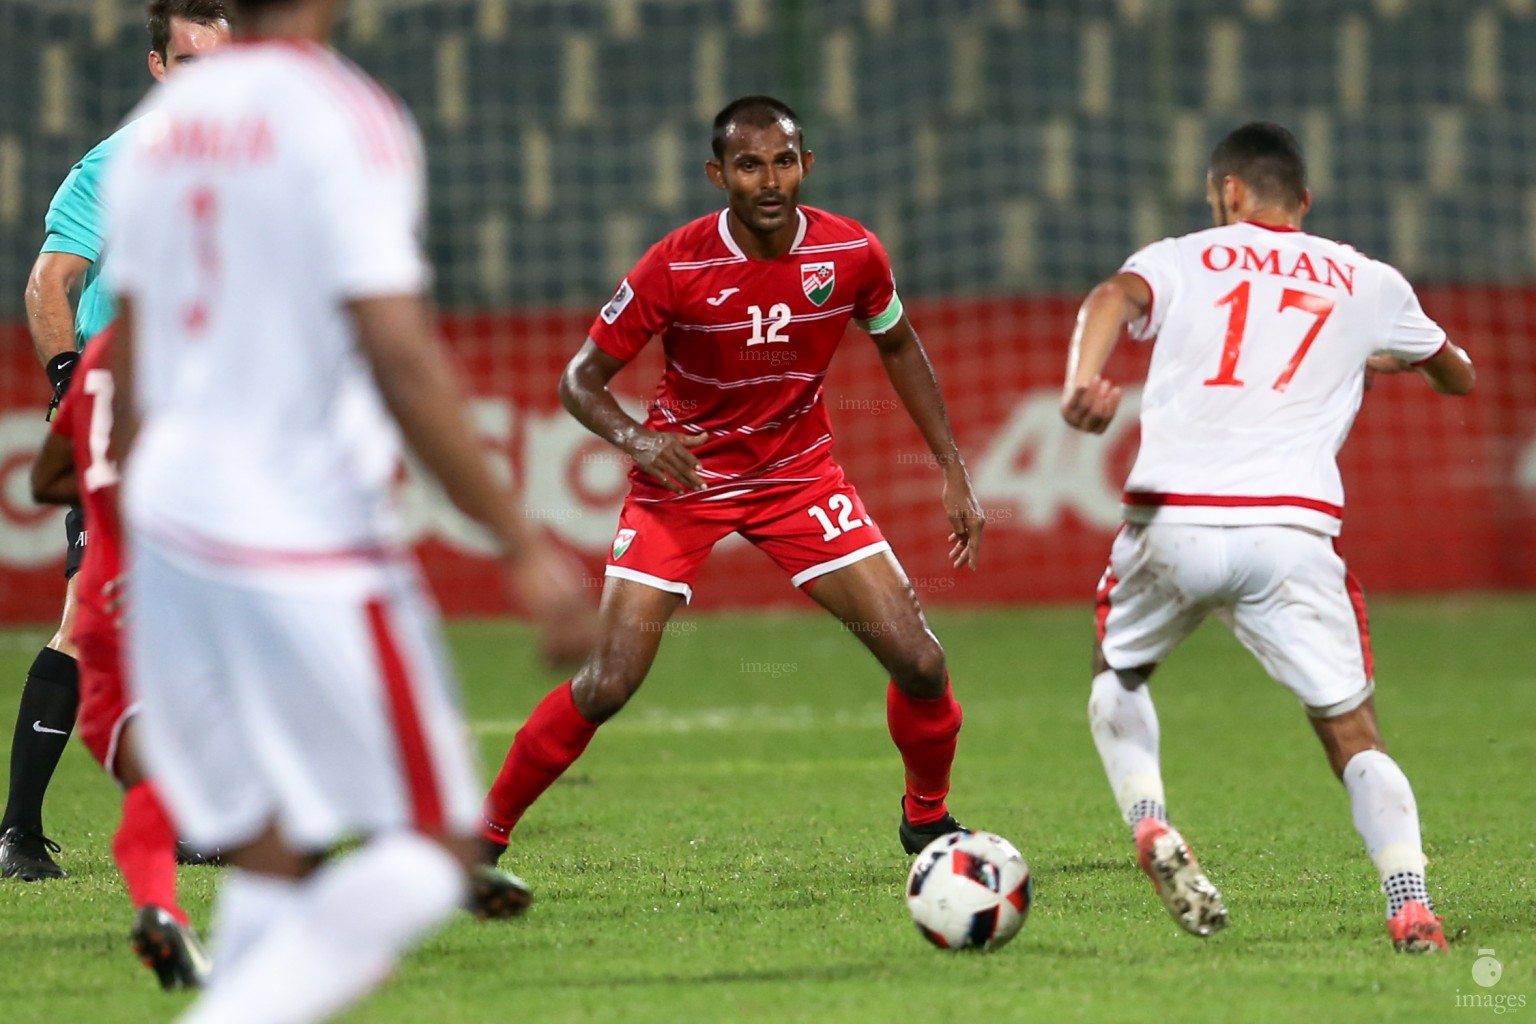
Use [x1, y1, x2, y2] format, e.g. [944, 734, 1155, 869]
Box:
[147, 0, 228, 57]
[711, 96, 803, 160]
[1209, 121, 1307, 208]
[228, 0, 298, 16]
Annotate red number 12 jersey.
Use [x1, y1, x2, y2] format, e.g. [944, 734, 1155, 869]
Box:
[590, 206, 903, 498]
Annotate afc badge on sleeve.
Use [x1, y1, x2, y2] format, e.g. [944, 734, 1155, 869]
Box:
[600, 279, 634, 324]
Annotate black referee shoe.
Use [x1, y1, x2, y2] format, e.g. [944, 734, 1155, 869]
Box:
[898, 802, 969, 856]
[0, 827, 68, 880]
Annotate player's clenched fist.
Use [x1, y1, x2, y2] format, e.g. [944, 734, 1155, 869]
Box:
[628, 428, 709, 493]
[1061, 375, 1123, 434]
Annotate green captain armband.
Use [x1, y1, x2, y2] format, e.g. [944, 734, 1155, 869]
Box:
[855, 293, 904, 334]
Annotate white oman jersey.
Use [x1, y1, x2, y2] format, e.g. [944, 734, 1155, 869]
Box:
[1117, 220, 1448, 536]
[105, 41, 428, 558]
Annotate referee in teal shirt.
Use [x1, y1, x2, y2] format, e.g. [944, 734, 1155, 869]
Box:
[2, 1, 227, 882]
[38, 125, 131, 357]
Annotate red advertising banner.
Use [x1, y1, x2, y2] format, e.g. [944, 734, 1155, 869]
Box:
[1, 289, 1532, 623]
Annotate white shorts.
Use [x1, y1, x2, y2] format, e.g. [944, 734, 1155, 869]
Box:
[126, 537, 481, 851]
[1095, 523, 1375, 716]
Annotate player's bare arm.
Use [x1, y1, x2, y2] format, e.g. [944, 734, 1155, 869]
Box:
[869, 314, 984, 570]
[30, 433, 79, 507]
[351, 295, 595, 666]
[559, 340, 707, 494]
[1061, 271, 1151, 434]
[1365, 342, 1475, 396]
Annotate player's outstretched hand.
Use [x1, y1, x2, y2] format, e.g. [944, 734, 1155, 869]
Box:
[1061, 375, 1122, 434]
[943, 465, 985, 571]
[629, 429, 709, 493]
[507, 545, 597, 670]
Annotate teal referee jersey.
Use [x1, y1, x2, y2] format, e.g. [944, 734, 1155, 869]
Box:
[40, 121, 133, 350]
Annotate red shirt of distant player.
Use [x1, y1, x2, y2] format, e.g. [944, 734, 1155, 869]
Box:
[48, 328, 128, 774]
[591, 206, 904, 499]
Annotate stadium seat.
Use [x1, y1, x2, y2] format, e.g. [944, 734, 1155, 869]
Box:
[595, 36, 698, 127]
[1331, 111, 1430, 188]
[1, 0, 1530, 309]
[981, 21, 1081, 120]
[1422, 193, 1531, 283]
[1368, 10, 1468, 109]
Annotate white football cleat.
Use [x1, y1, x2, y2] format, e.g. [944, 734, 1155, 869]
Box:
[1134, 817, 1228, 938]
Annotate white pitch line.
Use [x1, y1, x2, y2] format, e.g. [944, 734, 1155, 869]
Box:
[472, 705, 885, 737]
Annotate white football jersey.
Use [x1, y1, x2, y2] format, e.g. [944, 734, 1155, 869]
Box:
[1117, 220, 1448, 535]
[106, 41, 428, 557]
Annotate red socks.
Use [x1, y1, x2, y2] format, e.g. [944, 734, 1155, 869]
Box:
[113, 781, 185, 924]
[887, 680, 963, 826]
[480, 679, 957, 838]
[481, 681, 599, 842]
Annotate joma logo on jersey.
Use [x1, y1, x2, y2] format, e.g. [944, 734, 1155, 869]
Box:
[801, 263, 835, 306]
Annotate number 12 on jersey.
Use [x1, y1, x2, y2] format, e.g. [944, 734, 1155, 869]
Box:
[746, 303, 791, 346]
[1205, 281, 1335, 392]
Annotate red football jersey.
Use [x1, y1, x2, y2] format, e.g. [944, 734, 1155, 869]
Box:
[589, 206, 902, 497]
[48, 329, 121, 611]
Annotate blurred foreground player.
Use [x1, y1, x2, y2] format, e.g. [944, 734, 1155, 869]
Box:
[6, 0, 227, 882]
[1061, 122, 1474, 952]
[105, 0, 593, 1019]
[31, 328, 209, 990]
[481, 96, 986, 860]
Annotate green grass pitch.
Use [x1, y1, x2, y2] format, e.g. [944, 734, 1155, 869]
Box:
[1, 597, 1531, 1022]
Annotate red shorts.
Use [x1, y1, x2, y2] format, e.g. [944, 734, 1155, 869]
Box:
[606, 464, 890, 602]
[73, 608, 134, 783]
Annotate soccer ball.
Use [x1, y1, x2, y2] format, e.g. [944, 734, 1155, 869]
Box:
[906, 831, 1032, 951]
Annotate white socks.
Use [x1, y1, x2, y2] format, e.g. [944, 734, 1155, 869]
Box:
[1088, 670, 1167, 829]
[180, 832, 467, 1024]
[210, 869, 303, 974]
[1342, 749, 1433, 916]
[1091, 672, 1433, 919]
